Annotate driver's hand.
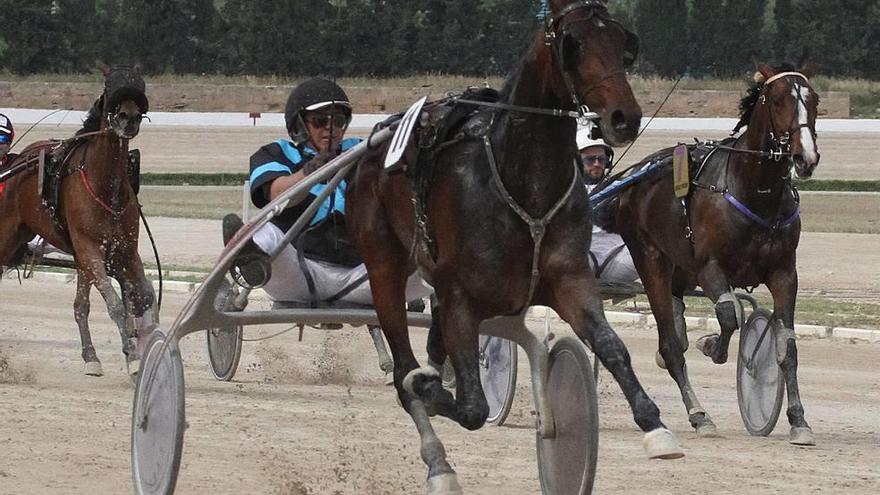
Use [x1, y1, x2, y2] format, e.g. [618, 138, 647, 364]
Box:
[301, 151, 337, 176]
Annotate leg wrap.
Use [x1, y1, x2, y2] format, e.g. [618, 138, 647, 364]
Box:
[715, 292, 743, 331]
[774, 324, 796, 365]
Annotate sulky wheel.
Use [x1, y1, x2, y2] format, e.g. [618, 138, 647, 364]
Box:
[131, 329, 185, 495]
[537, 337, 598, 495]
[736, 308, 785, 436]
[206, 278, 244, 381]
[478, 334, 518, 425]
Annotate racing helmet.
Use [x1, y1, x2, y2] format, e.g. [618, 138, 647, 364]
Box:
[0, 113, 14, 143]
[284, 78, 352, 145]
[576, 128, 614, 165]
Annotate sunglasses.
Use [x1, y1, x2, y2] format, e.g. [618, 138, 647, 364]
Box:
[582, 155, 609, 166]
[0, 135, 10, 144]
[306, 113, 349, 129]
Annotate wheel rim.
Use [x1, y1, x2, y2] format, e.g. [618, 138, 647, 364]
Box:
[737, 309, 784, 436]
[206, 281, 243, 381]
[132, 331, 185, 495]
[479, 335, 517, 424]
[537, 338, 598, 495]
[207, 326, 242, 380]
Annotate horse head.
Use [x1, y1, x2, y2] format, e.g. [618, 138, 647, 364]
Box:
[98, 63, 149, 139]
[545, 0, 642, 146]
[751, 62, 820, 178]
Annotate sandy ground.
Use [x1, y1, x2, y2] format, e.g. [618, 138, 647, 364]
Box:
[0, 279, 878, 494]
[14, 125, 880, 180]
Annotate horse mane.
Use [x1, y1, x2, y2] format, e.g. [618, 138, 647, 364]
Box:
[733, 62, 798, 134]
[78, 96, 104, 135]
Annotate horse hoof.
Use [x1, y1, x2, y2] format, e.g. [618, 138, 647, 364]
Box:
[126, 358, 141, 377]
[427, 472, 463, 495]
[643, 428, 685, 460]
[384, 371, 394, 386]
[695, 334, 718, 356]
[789, 426, 816, 446]
[403, 366, 440, 396]
[84, 361, 104, 377]
[696, 422, 719, 438]
[655, 350, 667, 369]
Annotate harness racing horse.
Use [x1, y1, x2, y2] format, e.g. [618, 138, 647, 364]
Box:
[600, 63, 819, 445]
[0, 65, 155, 377]
[348, 1, 683, 491]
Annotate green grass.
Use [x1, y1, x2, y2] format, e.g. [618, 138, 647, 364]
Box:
[795, 180, 880, 192]
[140, 173, 880, 192]
[611, 293, 880, 329]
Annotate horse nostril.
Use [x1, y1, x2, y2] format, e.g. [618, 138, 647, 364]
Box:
[611, 110, 627, 130]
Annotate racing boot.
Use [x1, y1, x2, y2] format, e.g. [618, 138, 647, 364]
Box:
[222, 213, 271, 288]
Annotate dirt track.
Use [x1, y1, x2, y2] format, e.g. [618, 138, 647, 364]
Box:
[16, 125, 880, 180]
[1, 279, 878, 494]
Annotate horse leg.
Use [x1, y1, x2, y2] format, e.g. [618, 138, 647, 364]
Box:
[363, 254, 460, 493]
[74, 246, 137, 371]
[74, 271, 103, 376]
[634, 251, 716, 436]
[549, 273, 684, 459]
[116, 258, 158, 357]
[694, 260, 742, 364]
[766, 267, 814, 445]
[367, 325, 394, 384]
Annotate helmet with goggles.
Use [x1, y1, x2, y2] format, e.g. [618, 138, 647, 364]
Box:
[284, 78, 352, 145]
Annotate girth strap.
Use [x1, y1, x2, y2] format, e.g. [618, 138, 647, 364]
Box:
[483, 136, 579, 314]
[722, 191, 800, 231]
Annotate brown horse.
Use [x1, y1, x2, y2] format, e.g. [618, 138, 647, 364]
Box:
[0, 65, 155, 377]
[347, 0, 682, 491]
[599, 62, 819, 444]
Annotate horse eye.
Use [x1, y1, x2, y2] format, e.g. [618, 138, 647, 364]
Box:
[562, 33, 581, 72]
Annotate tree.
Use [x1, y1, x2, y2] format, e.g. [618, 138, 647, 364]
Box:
[635, 0, 689, 77]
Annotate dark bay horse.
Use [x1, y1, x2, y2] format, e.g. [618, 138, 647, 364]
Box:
[0, 65, 155, 377]
[600, 63, 819, 445]
[348, 1, 682, 491]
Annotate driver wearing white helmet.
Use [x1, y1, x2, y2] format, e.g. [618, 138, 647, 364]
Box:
[578, 128, 639, 285]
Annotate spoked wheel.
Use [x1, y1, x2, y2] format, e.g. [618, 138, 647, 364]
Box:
[206, 279, 244, 381]
[736, 308, 785, 436]
[131, 329, 185, 495]
[537, 337, 598, 495]
[478, 334, 518, 425]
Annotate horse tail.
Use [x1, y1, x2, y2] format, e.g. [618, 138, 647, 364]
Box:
[592, 195, 619, 233]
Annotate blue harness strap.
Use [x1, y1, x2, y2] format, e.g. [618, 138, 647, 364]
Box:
[722, 191, 800, 230]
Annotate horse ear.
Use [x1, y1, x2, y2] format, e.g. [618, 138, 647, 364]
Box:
[800, 62, 818, 80]
[134, 63, 144, 76]
[96, 61, 112, 77]
[754, 63, 775, 83]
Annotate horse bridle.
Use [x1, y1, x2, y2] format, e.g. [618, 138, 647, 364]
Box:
[545, 0, 638, 123]
[757, 72, 816, 162]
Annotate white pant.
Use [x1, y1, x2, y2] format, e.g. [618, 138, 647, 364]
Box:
[253, 222, 433, 305]
[589, 226, 640, 284]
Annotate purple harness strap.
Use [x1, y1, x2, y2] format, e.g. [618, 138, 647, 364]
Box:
[723, 191, 800, 230]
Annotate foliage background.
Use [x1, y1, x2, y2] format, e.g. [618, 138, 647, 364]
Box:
[0, 1, 877, 79]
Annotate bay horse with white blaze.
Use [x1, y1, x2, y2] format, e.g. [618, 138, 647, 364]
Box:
[348, 0, 683, 491]
[0, 65, 155, 377]
[599, 62, 819, 445]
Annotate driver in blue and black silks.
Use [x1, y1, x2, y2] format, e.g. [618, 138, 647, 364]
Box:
[223, 78, 431, 307]
[0, 113, 15, 168]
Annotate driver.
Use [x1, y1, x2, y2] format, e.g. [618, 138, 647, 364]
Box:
[0, 113, 14, 168]
[578, 128, 639, 284]
[224, 78, 431, 306]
